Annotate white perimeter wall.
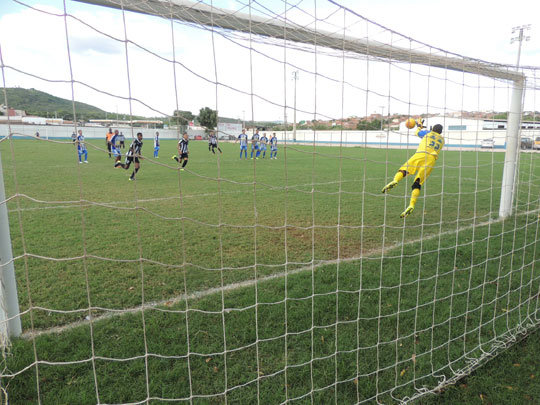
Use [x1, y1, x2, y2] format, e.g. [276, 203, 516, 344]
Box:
[1, 124, 539, 150]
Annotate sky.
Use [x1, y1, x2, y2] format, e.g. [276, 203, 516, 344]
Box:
[0, 0, 538, 122]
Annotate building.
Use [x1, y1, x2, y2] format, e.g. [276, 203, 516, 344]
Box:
[398, 116, 540, 132]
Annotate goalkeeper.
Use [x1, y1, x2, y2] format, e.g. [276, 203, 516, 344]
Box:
[381, 120, 444, 218]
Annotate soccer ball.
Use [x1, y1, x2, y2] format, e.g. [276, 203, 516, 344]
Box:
[405, 118, 416, 129]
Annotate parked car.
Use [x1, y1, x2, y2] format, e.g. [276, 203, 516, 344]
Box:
[533, 136, 540, 150]
[521, 137, 533, 149]
[481, 138, 495, 149]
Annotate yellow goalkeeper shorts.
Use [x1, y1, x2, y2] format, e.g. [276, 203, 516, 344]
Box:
[399, 153, 437, 185]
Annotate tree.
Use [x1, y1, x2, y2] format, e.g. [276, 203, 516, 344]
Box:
[356, 119, 381, 131]
[198, 107, 217, 131]
[172, 110, 194, 126]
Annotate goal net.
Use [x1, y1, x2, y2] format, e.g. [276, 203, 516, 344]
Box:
[0, 0, 539, 403]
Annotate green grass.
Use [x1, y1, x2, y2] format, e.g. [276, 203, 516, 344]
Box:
[1, 137, 539, 404]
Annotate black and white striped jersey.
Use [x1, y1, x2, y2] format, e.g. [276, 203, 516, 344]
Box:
[179, 138, 189, 154]
[127, 139, 143, 156]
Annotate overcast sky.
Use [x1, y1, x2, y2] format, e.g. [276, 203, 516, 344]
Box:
[0, 0, 538, 122]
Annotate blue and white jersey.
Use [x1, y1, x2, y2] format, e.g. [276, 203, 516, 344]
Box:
[259, 135, 268, 149]
[209, 134, 218, 145]
[110, 133, 119, 147]
[270, 136, 278, 150]
[110, 133, 121, 156]
[251, 133, 260, 148]
[76, 134, 86, 152]
[154, 135, 160, 148]
[238, 133, 248, 147]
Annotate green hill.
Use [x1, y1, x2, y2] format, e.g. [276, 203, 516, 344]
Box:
[1, 87, 282, 127]
[2, 87, 106, 118]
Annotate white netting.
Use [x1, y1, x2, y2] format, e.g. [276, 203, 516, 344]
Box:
[0, 0, 539, 404]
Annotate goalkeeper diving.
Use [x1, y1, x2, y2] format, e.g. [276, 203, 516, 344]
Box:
[381, 119, 444, 218]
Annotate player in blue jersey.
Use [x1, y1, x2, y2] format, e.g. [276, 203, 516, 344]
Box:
[269, 133, 278, 159]
[250, 129, 260, 159]
[111, 130, 122, 165]
[76, 129, 88, 163]
[172, 132, 189, 171]
[237, 129, 248, 159]
[259, 132, 269, 158]
[153, 132, 160, 158]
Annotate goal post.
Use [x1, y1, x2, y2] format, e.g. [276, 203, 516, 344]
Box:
[76, 0, 526, 218]
[2, 0, 540, 403]
[499, 77, 525, 218]
[0, 150, 22, 340]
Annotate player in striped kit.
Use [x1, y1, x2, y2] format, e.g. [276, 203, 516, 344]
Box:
[76, 129, 88, 163]
[237, 129, 248, 159]
[208, 131, 222, 154]
[259, 132, 268, 158]
[153, 132, 160, 158]
[250, 129, 260, 159]
[172, 132, 189, 171]
[115, 132, 144, 181]
[236, 129, 248, 159]
[269, 133, 278, 159]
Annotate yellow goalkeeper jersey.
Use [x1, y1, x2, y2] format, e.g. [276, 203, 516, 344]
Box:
[415, 128, 444, 157]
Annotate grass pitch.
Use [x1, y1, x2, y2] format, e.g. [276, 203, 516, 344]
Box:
[1, 137, 539, 404]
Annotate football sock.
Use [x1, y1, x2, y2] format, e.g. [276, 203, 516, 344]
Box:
[410, 188, 420, 207]
[130, 167, 139, 179]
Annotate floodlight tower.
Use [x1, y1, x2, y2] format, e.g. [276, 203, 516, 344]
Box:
[511, 24, 531, 69]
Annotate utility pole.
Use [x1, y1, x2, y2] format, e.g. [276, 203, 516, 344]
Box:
[292, 71, 299, 142]
[379, 106, 385, 131]
[511, 24, 531, 69]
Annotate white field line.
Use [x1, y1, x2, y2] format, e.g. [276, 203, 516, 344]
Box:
[21, 210, 529, 340]
[6, 176, 490, 213]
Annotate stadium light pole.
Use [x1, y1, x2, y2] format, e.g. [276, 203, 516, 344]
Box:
[292, 71, 299, 142]
[0, 150, 22, 340]
[511, 24, 531, 69]
[379, 106, 385, 131]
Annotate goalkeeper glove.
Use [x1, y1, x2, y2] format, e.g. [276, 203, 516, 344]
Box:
[415, 119, 425, 129]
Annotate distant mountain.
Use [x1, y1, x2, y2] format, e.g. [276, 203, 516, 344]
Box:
[2, 87, 106, 117]
[1, 87, 283, 127]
